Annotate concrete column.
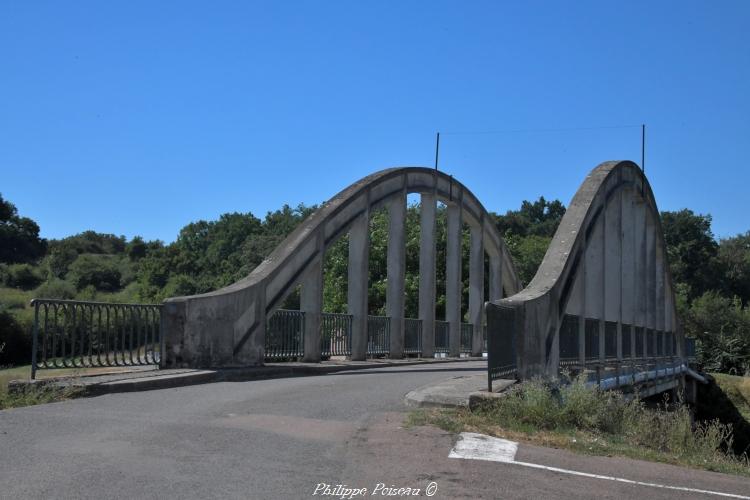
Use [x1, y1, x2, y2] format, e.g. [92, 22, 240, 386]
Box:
[469, 224, 484, 357]
[419, 193, 437, 358]
[446, 203, 462, 357]
[578, 232, 587, 365]
[646, 214, 657, 356]
[348, 209, 369, 361]
[489, 253, 503, 301]
[301, 251, 323, 363]
[634, 196, 647, 355]
[584, 204, 604, 360]
[655, 241, 666, 356]
[622, 186, 636, 358]
[387, 189, 406, 359]
[604, 185, 621, 360]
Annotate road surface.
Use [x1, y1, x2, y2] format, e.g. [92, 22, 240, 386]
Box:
[1, 361, 748, 499]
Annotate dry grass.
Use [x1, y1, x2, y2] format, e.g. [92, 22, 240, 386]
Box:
[407, 377, 750, 477]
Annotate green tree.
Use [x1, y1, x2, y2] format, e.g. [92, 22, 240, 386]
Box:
[0, 193, 46, 264]
[68, 254, 122, 292]
[685, 291, 750, 375]
[660, 209, 719, 301]
[493, 196, 566, 238]
[717, 231, 750, 304]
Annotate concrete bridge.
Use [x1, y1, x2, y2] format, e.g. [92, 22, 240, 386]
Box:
[160, 161, 697, 396]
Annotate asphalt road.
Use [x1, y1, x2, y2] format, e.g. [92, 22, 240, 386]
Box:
[1, 361, 748, 499]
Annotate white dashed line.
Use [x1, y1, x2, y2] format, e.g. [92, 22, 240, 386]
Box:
[448, 433, 750, 499]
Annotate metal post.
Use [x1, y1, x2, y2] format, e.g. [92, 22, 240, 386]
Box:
[434, 132, 440, 171]
[30, 300, 38, 380]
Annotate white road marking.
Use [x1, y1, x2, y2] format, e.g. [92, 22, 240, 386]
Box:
[448, 432, 518, 463]
[448, 433, 750, 499]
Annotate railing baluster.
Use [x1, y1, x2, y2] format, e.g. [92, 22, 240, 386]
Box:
[29, 299, 163, 374]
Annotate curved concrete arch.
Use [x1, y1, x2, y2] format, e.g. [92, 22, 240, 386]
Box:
[487, 160, 682, 379]
[163, 167, 522, 368]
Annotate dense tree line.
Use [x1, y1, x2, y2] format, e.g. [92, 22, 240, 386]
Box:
[1, 191, 749, 374]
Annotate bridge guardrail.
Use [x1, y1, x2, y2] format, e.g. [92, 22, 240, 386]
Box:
[265, 309, 305, 360]
[460, 323, 473, 354]
[434, 320, 449, 354]
[366, 315, 390, 356]
[403, 318, 422, 355]
[30, 298, 163, 379]
[321, 313, 352, 357]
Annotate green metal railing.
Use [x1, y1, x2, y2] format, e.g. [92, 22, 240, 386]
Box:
[30, 298, 162, 379]
[434, 320, 449, 354]
[321, 312, 352, 357]
[460, 323, 473, 354]
[403, 318, 422, 355]
[265, 309, 305, 360]
[366, 315, 390, 356]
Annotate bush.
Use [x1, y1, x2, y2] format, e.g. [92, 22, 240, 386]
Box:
[0, 308, 31, 366]
[4, 263, 43, 290]
[68, 254, 121, 292]
[33, 279, 77, 300]
[474, 377, 745, 465]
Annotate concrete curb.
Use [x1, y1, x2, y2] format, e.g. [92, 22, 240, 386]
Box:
[9, 357, 486, 397]
[404, 374, 515, 409]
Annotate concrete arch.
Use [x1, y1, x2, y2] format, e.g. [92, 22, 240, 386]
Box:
[487, 160, 682, 379]
[163, 167, 522, 368]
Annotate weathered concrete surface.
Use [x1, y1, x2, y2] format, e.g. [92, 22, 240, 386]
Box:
[488, 161, 685, 380]
[10, 357, 486, 397]
[163, 168, 522, 370]
[404, 374, 515, 408]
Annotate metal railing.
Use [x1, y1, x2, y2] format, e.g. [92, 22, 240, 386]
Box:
[321, 312, 352, 357]
[366, 315, 390, 356]
[434, 320, 449, 354]
[31, 298, 162, 379]
[460, 323, 473, 354]
[559, 314, 579, 366]
[403, 318, 422, 355]
[265, 309, 305, 360]
[685, 337, 696, 360]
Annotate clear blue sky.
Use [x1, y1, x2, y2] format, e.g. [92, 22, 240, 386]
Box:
[2, 1, 748, 243]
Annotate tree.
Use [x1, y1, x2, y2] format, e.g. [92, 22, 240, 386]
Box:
[68, 254, 122, 292]
[0, 193, 46, 264]
[493, 196, 566, 238]
[717, 231, 750, 304]
[660, 209, 719, 301]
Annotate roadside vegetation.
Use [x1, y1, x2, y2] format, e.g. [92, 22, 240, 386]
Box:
[0, 365, 81, 410]
[408, 376, 750, 477]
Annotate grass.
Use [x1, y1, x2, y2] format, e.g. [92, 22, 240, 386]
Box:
[407, 376, 750, 477]
[711, 373, 750, 421]
[0, 364, 140, 410]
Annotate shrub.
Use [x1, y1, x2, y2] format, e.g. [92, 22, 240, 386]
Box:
[4, 263, 43, 290]
[68, 254, 121, 292]
[33, 279, 77, 300]
[0, 307, 31, 366]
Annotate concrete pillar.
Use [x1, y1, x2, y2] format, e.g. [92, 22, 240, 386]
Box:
[301, 251, 323, 363]
[634, 196, 647, 355]
[584, 204, 604, 361]
[387, 189, 406, 359]
[419, 193, 437, 358]
[578, 237, 587, 366]
[655, 241, 666, 356]
[489, 253, 503, 302]
[446, 203, 462, 357]
[605, 185, 621, 360]
[646, 213, 657, 356]
[622, 187, 636, 359]
[469, 224, 484, 357]
[348, 210, 369, 361]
